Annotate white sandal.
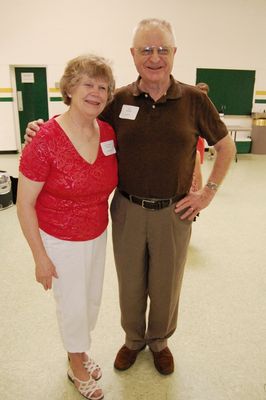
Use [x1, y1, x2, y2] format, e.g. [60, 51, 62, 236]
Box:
[67, 354, 102, 380]
[67, 368, 104, 400]
[83, 355, 102, 381]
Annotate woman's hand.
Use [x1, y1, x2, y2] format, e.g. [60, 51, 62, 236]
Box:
[35, 254, 58, 291]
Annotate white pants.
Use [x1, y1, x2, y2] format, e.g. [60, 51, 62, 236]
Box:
[40, 229, 107, 353]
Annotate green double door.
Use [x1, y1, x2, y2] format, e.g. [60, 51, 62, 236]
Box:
[15, 67, 49, 143]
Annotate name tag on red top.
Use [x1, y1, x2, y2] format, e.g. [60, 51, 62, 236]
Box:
[100, 140, 116, 156]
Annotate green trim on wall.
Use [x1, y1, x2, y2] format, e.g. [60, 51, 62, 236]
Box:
[0, 96, 63, 102]
[49, 97, 62, 102]
[255, 99, 266, 104]
[0, 150, 18, 154]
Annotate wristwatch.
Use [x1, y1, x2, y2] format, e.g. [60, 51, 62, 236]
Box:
[206, 181, 219, 191]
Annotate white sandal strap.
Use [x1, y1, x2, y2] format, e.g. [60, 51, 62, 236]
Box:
[68, 368, 103, 400]
[83, 356, 102, 380]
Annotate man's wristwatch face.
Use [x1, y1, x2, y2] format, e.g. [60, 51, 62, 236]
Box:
[206, 181, 218, 191]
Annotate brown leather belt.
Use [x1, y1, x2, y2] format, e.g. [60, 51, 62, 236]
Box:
[119, 190, 184, 211]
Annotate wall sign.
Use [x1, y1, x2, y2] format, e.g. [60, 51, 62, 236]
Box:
[21, 72, 35, 83]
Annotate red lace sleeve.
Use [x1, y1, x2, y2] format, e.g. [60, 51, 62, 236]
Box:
[19, 127, 52, 182]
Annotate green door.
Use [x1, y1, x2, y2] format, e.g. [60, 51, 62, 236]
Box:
[15, 67, 49, 143]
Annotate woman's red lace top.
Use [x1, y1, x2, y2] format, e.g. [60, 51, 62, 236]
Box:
[20, 118, 118, 241]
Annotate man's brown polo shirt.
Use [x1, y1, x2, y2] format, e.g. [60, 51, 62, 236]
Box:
[101, 75, 228, 198]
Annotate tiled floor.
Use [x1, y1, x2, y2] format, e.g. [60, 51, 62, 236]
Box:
[1, 153, 266, 400]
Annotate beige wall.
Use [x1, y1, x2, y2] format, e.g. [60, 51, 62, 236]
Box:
[1, 0, 265, 150]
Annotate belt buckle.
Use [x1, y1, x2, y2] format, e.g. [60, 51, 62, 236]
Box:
[142, 199, 156, 209]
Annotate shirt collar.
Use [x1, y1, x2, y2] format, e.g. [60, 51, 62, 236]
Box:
[131, 75, 182, 100]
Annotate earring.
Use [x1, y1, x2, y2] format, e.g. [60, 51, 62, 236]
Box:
[67, 93, 72, 98]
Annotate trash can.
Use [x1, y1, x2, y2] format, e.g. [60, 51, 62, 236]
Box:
[251, 114, 266, 154]
[0, 171, 13, 210]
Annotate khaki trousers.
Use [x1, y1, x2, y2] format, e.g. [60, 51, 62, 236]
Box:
[111, 190, 192, 352]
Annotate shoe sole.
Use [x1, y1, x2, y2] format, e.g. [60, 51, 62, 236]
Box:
[154, 364, 174, 375]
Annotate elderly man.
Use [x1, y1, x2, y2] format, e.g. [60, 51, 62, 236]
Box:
[25, 18, 235, 376]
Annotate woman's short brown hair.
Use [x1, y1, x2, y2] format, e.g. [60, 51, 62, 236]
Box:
[60, 54, 115, 105]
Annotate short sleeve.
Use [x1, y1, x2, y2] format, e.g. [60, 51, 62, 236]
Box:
[19, 130, 51, 182]
[198, 96, 228, 146]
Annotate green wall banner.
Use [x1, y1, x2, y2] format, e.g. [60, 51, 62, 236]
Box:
[196, 68, 255, 115]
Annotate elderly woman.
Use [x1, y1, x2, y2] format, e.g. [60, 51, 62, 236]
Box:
[17, 54, 118, 400]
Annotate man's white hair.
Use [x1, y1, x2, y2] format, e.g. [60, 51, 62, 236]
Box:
[132, 18, 176, 46]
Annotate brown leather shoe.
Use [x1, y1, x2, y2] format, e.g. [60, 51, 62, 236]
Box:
[114, 344, 146, 371]
[151, 347, 174, 375]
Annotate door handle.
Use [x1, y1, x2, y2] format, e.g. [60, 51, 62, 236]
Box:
[17, 91, 23, 111]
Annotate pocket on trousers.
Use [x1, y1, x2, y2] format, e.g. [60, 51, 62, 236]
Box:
[110, 190, 128, 225]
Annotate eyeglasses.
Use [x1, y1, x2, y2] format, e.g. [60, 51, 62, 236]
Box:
[135, 46, 174, 56]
